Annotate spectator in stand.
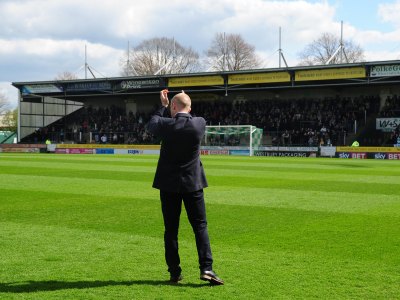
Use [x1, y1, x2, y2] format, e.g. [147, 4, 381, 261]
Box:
[100, 134, 107, 144]
[112, 133, 118, 144]
[281, 130, 290, 146]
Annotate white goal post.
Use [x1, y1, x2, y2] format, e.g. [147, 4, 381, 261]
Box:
[203, 125, 263, 156]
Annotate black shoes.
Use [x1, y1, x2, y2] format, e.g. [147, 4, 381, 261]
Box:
[168, 270, 224, 285]
[169, 274, 183, 283]
[168, 266, 182, 283]
[200, 270, 224, 285]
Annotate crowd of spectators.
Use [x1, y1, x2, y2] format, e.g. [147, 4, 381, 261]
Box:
[28, 94, 391, 147]
[192, 95, 380, 146]
[379, 94, 400, 117]
[30, 105, 153, 144]
[76, 105, 153, 144]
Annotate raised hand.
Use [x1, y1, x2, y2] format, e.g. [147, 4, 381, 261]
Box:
[160, 89, 169, 107]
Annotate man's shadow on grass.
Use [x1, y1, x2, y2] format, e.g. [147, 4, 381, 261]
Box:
[0, 279, 208, 293]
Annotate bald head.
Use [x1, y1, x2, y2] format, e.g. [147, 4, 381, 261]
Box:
[170, 92, 191, 117]
[172, 92, 191, 109]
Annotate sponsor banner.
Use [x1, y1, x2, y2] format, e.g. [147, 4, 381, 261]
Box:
[230, 150, 250, 156]
[47, 144, 57, 152]
[376, 118, 400, 131]
[386, 153, 400, 160]
[370, 64, 400, 77]
[0, 144, 46, 148]
[336, 146, 400, 153]
[258, 146, 318, 152]
[168, 75, 224, 87]
[351, 152, 367, 159]
[67, 148, 95, 154]
[142, 149, 160, 155]
[200, 149, 229, 155]
[0, 147, 41, 153]
[320, 146, 336, 157]
[374, 153, 387, 159]
[21, 84, 63, 95]
[55, 148, 67, 154]
[66, 81, 112, 92]
[95, 148, 114, 154]
[228, 72, 290, 85]
[337, 152, 367, 159]
[114, 149, 159, 155]
[56, 148, 95, 154]
[295, 67, 366, 81]
[57, 144, 161, 150]
[254, 151, 315, 157]
[114, 149, 144, 155]
[118, 78, 163, 90]
[200, 146, 246, 151]
[338, 152, 400, 159]
[54, 148, 159, 155]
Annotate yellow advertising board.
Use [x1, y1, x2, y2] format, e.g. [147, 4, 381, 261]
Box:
[336, 146, 400, 153]
[228, 72, 290, 84]
[168, 75, 224, 87]
[295, 67, 366, 81]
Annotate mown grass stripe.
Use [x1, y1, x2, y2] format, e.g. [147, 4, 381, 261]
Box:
[207, 187, 400, 215]
[0, 154, 399, 299]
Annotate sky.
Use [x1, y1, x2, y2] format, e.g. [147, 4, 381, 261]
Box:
[2, 0, 400, 108]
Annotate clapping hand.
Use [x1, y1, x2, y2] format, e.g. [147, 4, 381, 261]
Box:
[160, 89, 169, 107]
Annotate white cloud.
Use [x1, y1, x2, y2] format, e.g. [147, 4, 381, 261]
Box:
[0, 82, 19, 108]
[364, 50, 400, 62]
[0, 38, 123, 81]
[0, 0, 400, 84]
[0, 0, 339, 51]
[378, 0, 400, 27]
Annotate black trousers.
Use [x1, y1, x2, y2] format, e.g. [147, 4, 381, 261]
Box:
[160, 189, 213, 275]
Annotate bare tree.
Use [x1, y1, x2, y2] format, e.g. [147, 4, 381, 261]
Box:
[2, 108, 17, 131]
[55, 71, 78, 80]
[298, 32, 365, 66]
[120, 37, 200, 76]
[0, 91, 11, 116]
[0, 92, 15, 131]
[205, 33, 263, 71]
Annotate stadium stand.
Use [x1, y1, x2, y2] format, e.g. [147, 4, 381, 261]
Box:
[23, 94, 385, 147]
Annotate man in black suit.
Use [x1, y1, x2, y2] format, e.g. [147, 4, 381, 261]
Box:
[147, 89, 224, 285]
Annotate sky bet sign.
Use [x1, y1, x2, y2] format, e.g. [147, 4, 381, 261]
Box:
[338, 152, 400, 159]
[336, 146, 400, 159]
[338, 152, 367, 159]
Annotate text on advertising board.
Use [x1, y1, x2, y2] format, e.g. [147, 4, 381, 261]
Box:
[370, 65, 400, 77]
[66, 82, 112, 91]
[120, 79, 161, 89]
[295, 67, 366, 81]
[376, 118, 400, 132]
[168, 76, 224, 87]
[228, 72, 290, 84]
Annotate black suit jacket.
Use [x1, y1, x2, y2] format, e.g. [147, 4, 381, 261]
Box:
[147, 106, 208, 193]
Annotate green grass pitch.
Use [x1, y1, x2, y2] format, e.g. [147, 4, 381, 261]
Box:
[0, 153, 399, 299]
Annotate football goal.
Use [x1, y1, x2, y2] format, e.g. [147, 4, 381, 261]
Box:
[203, 125, 263, 156]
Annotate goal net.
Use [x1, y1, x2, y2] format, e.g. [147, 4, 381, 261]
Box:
[203, 125, 263, 156]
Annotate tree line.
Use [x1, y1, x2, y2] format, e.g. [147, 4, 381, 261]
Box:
[55, 31, 365, 80]
[118, 32, 364, 76]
